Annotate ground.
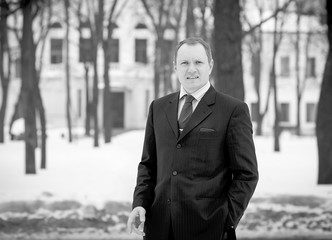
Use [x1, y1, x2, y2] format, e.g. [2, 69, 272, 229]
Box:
[0, 129, 331, 239]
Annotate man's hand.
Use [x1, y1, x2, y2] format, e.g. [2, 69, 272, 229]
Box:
[127, 206, 146, 236]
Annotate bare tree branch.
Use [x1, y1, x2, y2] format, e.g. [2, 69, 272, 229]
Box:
[0, 1, 21, 18]
[141, 0, 158, 31]
[86, 0, 96, 34]
[243, 0, 295, 37]
[157, 0, 165, 29]
[36, 0, 52, 80]
[12, 12, 22, 47]
[113, 0, 129, 21]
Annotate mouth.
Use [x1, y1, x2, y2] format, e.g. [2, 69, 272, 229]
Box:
[186, 76, 199, 79]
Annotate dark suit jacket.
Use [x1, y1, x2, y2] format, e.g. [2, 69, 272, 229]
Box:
[133, 86, 258, 240]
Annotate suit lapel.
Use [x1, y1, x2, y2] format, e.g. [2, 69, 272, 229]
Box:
[177, 86, 216, 142]
[164, 92, 180, 139]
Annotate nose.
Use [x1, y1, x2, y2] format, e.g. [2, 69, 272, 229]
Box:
[188, 63, 197, 73]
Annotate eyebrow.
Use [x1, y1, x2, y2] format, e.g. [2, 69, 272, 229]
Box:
[177, 58, 205, 62]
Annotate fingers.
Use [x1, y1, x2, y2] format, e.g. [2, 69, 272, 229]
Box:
[127, 207, 146, 236]
[126, 210, 135, 233]
[132, 222, 145, 236]
[138, 207, 146, 223]
[138, 221, 144, 232]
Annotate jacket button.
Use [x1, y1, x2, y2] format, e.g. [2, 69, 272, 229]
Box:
[176, 144, 181, 149]
[172, 171, 178, 176]
[167, 199, 171, 205]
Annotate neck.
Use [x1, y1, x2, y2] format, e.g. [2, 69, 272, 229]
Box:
[182, 82, 210, 95]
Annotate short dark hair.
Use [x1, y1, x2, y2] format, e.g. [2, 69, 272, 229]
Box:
[174, 37, 213, 64]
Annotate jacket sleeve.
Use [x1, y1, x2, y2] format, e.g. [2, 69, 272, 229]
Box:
[225, 102, 259, 231]
[132, 101, 157, 210]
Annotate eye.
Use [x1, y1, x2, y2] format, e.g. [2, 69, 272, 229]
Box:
[180, 61, 188, 65]
[195, 61, 203, 64]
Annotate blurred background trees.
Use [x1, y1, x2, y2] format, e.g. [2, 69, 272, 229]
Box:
[0, 0, 329, 180]
[1, 0, 52, 173]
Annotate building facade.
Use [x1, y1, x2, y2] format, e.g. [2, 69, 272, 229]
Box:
[3, 0, 327, 135]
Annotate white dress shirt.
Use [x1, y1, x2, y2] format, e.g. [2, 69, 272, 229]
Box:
[178, 81, 211, 119]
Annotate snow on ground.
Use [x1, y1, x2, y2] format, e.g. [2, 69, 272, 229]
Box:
[253, 132, 332, 198]
[0, 128, 145, 207]
[1, 129, 332, 239]
[0, 128, 331, 205]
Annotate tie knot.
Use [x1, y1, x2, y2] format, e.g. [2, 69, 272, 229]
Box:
[185, 95, 195, 103]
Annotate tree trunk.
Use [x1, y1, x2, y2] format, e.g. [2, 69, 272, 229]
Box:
[186, 0, 195, 38]
[0, 83, 8, 143]
[259, 80, 272, 136]
[92, 51, 99, 147]
[35, 86, 47, 169]
[199, 0, 207, 40]
[316, 0, 332, 184]
[173, 0, 185, 92]
[271, 9, 280, 152]
[162, 38, 175, 95]
[213, 0, 244, 100]
[103, 8, 116, 143]
[21, 1, 37, 174]
[0, 0, 10, 143]
[296, 95, 301, 135]
[270, 52, 280, 152]
[272, 69, 280, 152]
[154, 36, 163, 99]
[295, 6, 301, 136]
[103, 41, 112, 143]
[253, 30, 263, 135]
[91, 0, 104, 147]
[256, 9, 264, 136]
[84, 63, 91, 136]
[35, 3, 51, 170]
[64, 0, 72, 142]
[256, 115, 263, 135]
[9, 91, 24, 139]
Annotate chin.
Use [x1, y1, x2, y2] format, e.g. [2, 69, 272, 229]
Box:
[183, 85, 200, 93]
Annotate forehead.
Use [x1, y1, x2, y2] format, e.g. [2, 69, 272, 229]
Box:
[177, 43, 208, 61]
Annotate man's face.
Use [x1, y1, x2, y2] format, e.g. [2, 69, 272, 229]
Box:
[174, 43, 213, 93]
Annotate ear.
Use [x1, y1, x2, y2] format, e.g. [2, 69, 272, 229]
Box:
[173, 61, 177, 72]
[209, 59, 214, 74]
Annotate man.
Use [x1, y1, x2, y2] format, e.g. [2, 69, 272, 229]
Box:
[127, 37, 258, 240]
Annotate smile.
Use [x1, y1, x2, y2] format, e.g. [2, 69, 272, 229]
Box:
[186, 76, 199, 79]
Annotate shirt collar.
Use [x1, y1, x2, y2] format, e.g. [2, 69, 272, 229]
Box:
[179, 82, 211, 101]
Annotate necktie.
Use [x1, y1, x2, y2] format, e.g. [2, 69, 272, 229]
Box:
[178, 95, 195, 130]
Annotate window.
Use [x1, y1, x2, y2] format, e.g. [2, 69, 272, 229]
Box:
[108, 38, 119, 63]
[111, 23, 119, 29]
[110, 92, 125, 128]
[50, 38, 63, 64]
[163, 39, 173, 64]
[251, 102, 259, 122]
[280, 103, 290, 122]
[135, 39, 147, 64]
[50, 22, 62, 28]
[79, 38, 92, 62]
[80, 20, 89, 28]
[135, 23, 147, 29]
[280, 56, 290, 77]
[306, 57, 316, 77]
[306, 103, 316, 123]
